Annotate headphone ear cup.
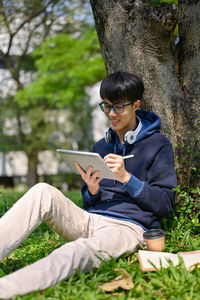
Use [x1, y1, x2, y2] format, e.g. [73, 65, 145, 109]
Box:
[105, 128, 114, 144]
[124, 131, 136, 145]
[124, 116, 142, 145]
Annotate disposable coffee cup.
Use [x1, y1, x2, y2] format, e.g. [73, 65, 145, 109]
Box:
[143, 229, 165, 252]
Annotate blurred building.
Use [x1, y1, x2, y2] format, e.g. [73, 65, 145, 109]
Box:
[0, 78, 107, 188]
[0, 15, 107, 188]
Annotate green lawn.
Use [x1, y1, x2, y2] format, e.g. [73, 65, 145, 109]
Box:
[0, 189, 199, 299]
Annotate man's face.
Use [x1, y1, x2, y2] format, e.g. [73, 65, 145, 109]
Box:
[104, 99, 140, 134]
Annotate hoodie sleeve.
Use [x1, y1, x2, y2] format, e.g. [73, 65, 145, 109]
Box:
[81, 182, 101, 209]
[122, 143, 176, 217]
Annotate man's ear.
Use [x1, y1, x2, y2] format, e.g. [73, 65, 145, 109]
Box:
[133, 100, 140, 111]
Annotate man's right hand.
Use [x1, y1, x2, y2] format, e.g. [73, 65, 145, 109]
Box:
[74, 162, 103, 195]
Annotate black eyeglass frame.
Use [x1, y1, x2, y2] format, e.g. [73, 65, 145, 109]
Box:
[99, 101, 133, 114]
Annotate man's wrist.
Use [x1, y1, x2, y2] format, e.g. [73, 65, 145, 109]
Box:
[123, 174, 144, 197]
[88, 188, 99, 196]
[121, 172, 131, 185]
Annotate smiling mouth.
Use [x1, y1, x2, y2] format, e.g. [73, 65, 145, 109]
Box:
[110, 119, 119, 126]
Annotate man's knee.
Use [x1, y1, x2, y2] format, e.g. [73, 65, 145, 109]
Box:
[28, 182, 55, 199]
[25, 182, 54, 209]
[31, 182, 51, 191]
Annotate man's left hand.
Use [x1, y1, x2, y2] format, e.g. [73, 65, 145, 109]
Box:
[104, 154, 131, 184]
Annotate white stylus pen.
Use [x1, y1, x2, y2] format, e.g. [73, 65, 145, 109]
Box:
[123, 154, 134, 160]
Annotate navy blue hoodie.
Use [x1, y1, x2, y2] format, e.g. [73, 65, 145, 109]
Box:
[81, 110, 176, 230]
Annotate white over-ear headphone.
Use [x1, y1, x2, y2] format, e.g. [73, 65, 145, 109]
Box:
[105, 116, 142, 145]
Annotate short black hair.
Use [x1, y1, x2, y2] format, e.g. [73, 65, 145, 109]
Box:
[100, 71, 144, 103]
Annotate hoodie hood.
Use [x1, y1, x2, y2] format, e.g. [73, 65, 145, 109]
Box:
[136, 109, 161, 142]
[106, 109, 161, 154]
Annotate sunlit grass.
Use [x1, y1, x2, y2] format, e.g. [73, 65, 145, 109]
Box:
[0, 189, 199, 299]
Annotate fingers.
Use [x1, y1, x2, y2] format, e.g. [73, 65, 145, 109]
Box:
[74, 161, 103, 195]
[104, 153, 123, 162]
[85, 166, 96, 182]
[75, 162, 92, 180]
[74, 162, 102, 183]
[74, 162, 86, 179]
[103, 154, 130, 183]
[104, 154, 123, 169]
[104, 153, 119, 161]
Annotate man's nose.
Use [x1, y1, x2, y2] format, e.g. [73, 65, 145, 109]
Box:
[108, 107, 117, 116]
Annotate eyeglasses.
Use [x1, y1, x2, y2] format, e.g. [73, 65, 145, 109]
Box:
[99, 101, 133, 114]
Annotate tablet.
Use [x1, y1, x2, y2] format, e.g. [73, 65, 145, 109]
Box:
[56, 149, 117, 180]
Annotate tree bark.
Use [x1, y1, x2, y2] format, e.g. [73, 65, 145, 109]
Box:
[178, 0, 200, 122]
[90, 0, 200, 185]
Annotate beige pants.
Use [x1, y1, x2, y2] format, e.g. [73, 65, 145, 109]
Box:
[0, 183, 145, 298]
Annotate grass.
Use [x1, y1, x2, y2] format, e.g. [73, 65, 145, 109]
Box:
[0, 188, 200, 299]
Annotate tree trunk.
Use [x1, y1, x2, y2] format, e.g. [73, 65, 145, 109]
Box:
[178, 0, 200, 124]
[90, 0, 200, 186]
[26, 151, 39, 188]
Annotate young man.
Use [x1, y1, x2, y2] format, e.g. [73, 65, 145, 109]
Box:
[0, 71, 176, 298]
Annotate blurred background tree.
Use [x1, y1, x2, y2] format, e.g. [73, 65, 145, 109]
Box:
[0, 0, 106, 187]
[15, 27, 106, 186]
